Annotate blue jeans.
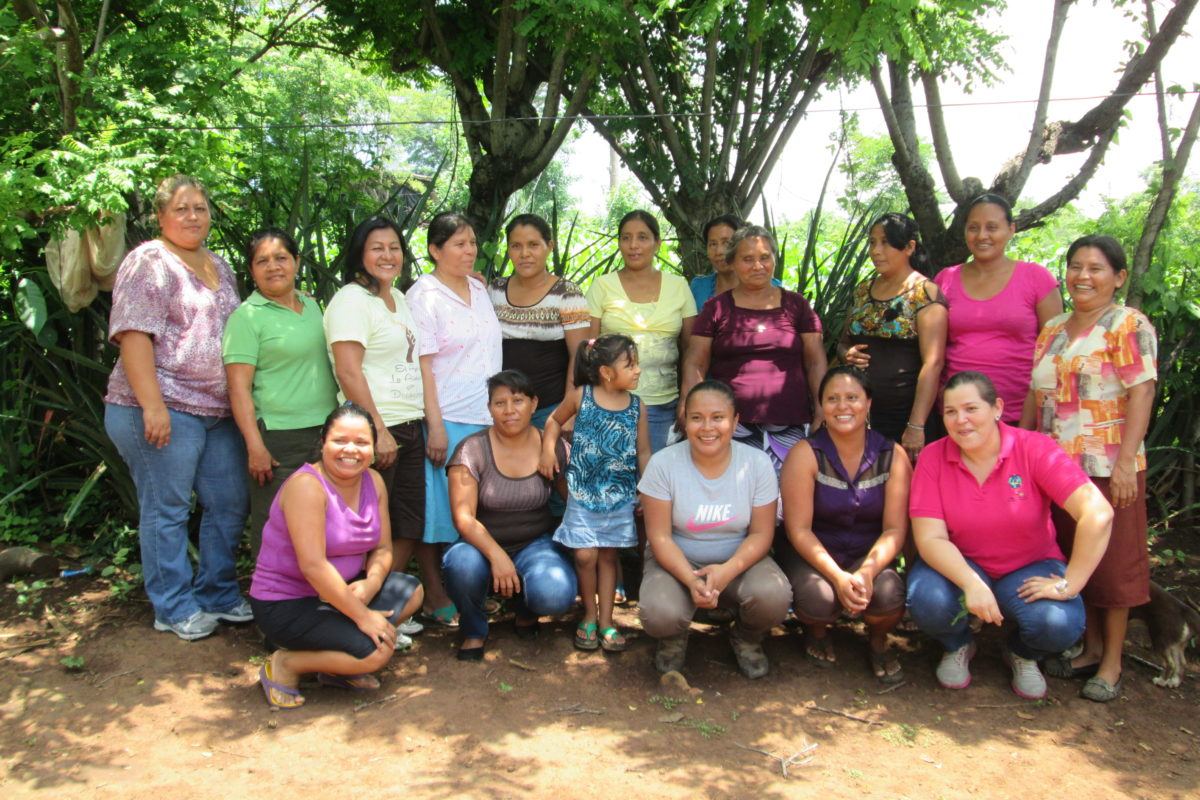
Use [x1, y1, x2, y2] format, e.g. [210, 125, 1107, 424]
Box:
[645, 399, 678, 454]
[105, 404, 249, 624]
[906, 557, 1085, 660]
[442, 534, 578, 639]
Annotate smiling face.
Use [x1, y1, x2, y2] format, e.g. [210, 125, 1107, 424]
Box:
[943, 382, 1003, 454]
[600, 351, 641, 392]
[429, 225, 478, 278]
[249, 237, 299, 302]
[731, 236, 775, 291]
[685, 389, 737, 459]
[320, 415, 375, 481]
[157, 187, 211, 251]
[868, 224, 915, 279]
[361, 227, 405, 290]
[964, 202, 1015, 263]
[488, 385, 537, 436]
[820, 373, 871, 437]
[706, 223, 737, 276]
[618, 219, 660, 271]
[1066, 245, 1125, 312]
[506, 224, 552, 281]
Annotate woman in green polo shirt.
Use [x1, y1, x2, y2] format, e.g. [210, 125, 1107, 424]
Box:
[223, 228, 339, 556]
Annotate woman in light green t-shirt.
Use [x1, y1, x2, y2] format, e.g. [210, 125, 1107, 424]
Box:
[223, 228, 339, 557]
[586, 210, 697, 453]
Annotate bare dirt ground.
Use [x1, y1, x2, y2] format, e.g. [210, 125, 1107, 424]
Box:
[2, 549, 1198, 800]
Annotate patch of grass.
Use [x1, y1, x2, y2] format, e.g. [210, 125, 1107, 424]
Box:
[498, 681, 514, 693]
[650, 694, 686, 711]
[60, 655, 85, 671]
[680, 718, 726, 739]
[881, 722, 922, 747]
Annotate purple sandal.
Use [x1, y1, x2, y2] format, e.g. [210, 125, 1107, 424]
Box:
[259, 664, 304, 709]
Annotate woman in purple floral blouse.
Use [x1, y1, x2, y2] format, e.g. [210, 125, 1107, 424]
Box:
[103, 175, 252, 641]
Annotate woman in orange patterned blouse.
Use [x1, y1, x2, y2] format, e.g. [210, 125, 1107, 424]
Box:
[1023, 235, 1157, 703]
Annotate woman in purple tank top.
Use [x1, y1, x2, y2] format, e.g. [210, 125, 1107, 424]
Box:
[249, 404, 423, 708]
[779, 366, 913, 684]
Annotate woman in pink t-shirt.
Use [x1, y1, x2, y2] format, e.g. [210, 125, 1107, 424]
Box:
[907, 372, 1112, 700]
[935, 194, 1063, 424]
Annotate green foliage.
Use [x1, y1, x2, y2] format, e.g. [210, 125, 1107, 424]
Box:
[60, 655, 86, 671]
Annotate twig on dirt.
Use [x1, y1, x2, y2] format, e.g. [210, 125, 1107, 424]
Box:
[43, 606, 72, 638]
[0, 639, 53, 658]
[554, 702, 604, 716]
[804, 701, 884, 726]
[966, 702, 1032, 709]
[876, 681, 907, 695]
[93, 669, 134, 688]
[353, 693, 400, 713]
[734, 741, 818, 778]
[1127, 653, 1163, 673]
[508, 659, 537, 672]
[213, 747, 251, 759]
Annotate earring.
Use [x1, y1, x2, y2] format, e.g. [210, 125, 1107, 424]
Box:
[994, 415, 1000, 422]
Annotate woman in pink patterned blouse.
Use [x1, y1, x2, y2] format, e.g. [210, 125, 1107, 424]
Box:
[104, 175, 250, 641]
[1025, 235, 1157, 703]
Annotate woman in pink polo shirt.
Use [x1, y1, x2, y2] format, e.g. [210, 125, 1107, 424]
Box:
[935, 194, 1062, 423]
[906, 372, 1113, 700]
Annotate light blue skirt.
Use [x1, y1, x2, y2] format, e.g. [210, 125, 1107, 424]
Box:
[423, 420, 487, 545]
[553, 498, 637, 549]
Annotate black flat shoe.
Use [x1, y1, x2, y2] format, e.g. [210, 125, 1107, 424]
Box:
[456, 644, 485, 662]
[514, 618, 541, 641]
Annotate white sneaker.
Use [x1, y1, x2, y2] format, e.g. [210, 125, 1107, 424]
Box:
[208, 598, 254, 624]
[154, 611, 217, 641]
[397, 618, 424, 636]
[936, 642, 976, 689]
[395, 631, 413, 651]
[1005, 650, 1047, 700]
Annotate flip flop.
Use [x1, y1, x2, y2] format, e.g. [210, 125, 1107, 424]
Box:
[418, 604, 460, 629]
[869, 647, 905, 685]
[599, 626, 627, 653]
[316, 672, 379, 691]
[803, 630, 836, 668]
[574, 621, 599, 651]
[259, 663, 304, 709]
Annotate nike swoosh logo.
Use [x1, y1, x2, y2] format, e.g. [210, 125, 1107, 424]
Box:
[686, 517, 732, 532]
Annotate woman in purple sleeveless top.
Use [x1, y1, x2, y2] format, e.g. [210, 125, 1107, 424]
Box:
[249, 404, 423, 708]
[779, 366, 913, 684]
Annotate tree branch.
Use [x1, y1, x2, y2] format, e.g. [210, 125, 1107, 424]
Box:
[492, 0, 514, 122]
[1012, 123, 1119, 229]
[698, 20, 719, 170]
[1128, 90, 1200, 308]
[1146, 0, 1173, 162]
[714, 42, 748, 186]
[920, 71, 965, 202]
[627, 16, 693, 174]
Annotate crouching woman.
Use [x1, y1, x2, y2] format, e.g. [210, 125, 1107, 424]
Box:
[250, 403, 423, 708]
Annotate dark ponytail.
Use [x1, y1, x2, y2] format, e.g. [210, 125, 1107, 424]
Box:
[573, 333, 638, 387]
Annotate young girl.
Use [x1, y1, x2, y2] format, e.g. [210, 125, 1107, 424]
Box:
[540, 334, 650, 652]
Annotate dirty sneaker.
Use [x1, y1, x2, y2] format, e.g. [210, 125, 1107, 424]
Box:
[1004, 649, 1047, 700]
[154, 611, 217, 641]
[729, 625, 769, 680]
[654, 633, 689, 674]
[397, 618, 424, 636]
[936, 642, 975, 689]
[208, 598, 254, 624]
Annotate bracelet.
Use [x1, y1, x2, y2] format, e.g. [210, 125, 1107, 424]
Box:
[905, 422, 924, 431]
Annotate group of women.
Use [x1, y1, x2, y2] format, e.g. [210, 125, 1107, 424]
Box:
[103, 175, 1153, 708]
